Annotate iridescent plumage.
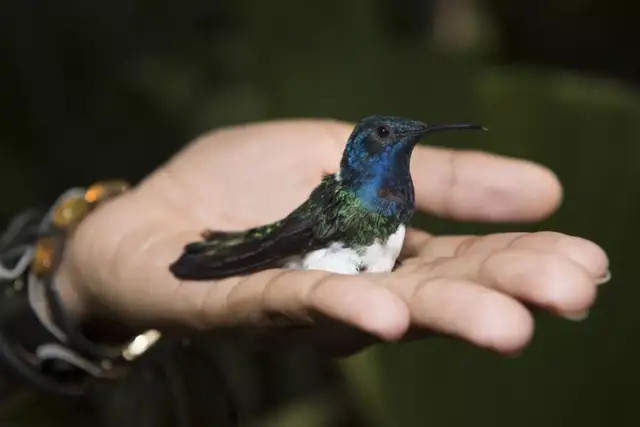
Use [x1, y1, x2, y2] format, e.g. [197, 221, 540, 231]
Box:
[170, 116, 483, 280]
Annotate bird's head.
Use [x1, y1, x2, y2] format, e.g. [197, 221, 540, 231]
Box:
[339, 115, 484, 184]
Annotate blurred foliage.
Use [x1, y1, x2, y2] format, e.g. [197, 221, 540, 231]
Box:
[1, 0, 640, 426]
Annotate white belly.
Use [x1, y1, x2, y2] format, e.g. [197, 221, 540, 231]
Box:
[285, 225, 405, 274]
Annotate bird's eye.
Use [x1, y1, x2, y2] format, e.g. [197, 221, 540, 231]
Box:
[376, 125, 390, 139]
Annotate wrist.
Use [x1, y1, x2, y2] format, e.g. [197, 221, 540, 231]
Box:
[55, 254, 140, 345]
[47, 186, 144, 345]
[31, 182, 140, 354]
[53, 254, 86, 326]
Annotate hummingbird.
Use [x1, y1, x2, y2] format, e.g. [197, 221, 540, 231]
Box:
[170, 116, 483, 280]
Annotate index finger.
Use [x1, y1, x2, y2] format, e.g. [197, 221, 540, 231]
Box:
[410, 146, 562, 222]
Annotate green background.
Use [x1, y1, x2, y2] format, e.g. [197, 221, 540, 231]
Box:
[1, 1, 639, 426]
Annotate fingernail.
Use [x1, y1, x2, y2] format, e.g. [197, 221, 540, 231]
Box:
[596, 270, 611, 286]
[564, 310, 589, 322]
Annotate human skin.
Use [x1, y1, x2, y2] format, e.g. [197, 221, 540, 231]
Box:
[55, 119, 609, 356]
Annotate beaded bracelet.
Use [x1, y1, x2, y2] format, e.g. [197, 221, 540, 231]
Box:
[0, 181, 161, 395]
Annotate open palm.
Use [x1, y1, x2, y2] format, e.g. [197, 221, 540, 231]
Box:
[59, 119, 609, 355]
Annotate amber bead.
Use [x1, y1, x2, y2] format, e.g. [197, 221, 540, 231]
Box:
[52, 197, 90, 229]
[85, 180, 130, 204]
[32, 237, 57, 277]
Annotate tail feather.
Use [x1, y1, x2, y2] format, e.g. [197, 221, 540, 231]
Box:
[170, 214, 318, 280]
[169, 221, 293, 280]
[169, 251, 278, 279]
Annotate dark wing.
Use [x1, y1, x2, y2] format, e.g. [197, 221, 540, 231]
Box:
[169, 177, 341, 280]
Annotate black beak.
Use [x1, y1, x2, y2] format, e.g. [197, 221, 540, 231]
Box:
[426, 123, 486, 133]
[402, 122, 485, 147]
[415, 122, 486, 135]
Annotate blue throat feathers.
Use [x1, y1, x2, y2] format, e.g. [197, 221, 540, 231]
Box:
[339, 135, 415, 220]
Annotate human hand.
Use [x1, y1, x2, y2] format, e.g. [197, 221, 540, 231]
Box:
[56, 119, 609, 355]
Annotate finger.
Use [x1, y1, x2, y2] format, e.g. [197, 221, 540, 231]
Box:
[373, 274, 533, 354]
[506, 232, 610, 282]
[406, 248, 596, 317]
[410, 146, 562, 222]
[194, 268, 410, 341]
[415, 232, 609, 281]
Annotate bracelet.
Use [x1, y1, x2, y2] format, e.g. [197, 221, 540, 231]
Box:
[0, 180, 161, 395]
[0, 210, 86, 396]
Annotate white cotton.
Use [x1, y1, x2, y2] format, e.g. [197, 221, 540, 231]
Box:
[285, 225, 405, 274]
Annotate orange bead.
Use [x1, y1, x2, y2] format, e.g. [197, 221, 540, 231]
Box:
[32, 237, 57, 277]
[85, 180, 130, 204]
[52, 197, 90, 229]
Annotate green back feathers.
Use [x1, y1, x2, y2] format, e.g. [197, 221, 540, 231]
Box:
[170, 174, 401, 280]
